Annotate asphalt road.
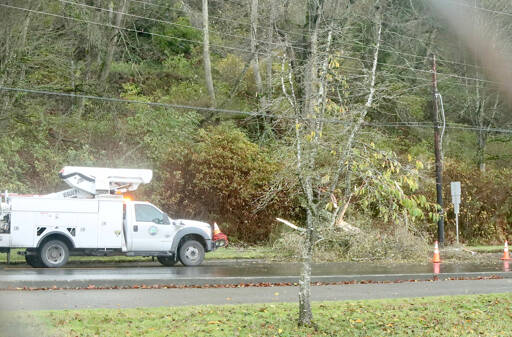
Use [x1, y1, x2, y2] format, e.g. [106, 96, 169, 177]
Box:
[1, 260, 511, 288]
[1, 278, 511, 311]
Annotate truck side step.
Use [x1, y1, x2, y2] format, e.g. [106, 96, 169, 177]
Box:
[125, 251, 173, 257]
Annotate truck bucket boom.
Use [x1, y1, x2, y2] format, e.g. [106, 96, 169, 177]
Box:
[58, 166, 153, 197]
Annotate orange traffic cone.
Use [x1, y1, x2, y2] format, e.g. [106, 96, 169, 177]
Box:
[433, 262, 440, 275]
[213, 222, 221, 235]
[500, 241, 511, 260]
[432, 241, 441, 263]
[212, 222, 228, 247]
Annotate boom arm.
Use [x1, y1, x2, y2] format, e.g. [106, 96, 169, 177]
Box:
[54, 166, 153, 198]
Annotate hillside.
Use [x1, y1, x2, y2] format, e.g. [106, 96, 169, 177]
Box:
[1, 0, 511, 246]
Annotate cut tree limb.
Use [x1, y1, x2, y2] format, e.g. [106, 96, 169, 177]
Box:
[276, 218, 306, 232]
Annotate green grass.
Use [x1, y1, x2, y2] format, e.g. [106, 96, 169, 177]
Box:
[3, 294, 512, 336]
[466, 245, 503, 253]
[0, 246, 273, 265]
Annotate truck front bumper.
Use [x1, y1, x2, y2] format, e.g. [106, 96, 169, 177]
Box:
[213, 232, 228, 248]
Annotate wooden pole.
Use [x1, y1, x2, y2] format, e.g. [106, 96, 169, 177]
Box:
[432, 54, 445, 246]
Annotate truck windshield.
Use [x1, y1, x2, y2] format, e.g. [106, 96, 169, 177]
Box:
[134, 204, 166, 224]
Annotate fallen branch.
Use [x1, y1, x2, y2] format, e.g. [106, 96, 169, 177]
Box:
[276, 218, 306, 232]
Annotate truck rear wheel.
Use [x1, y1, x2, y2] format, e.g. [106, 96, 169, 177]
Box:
[39, 240, 69, 268]
[25, 252, 44, 268]
[157, 256, 177, 267]
[178, 240, 205, 266]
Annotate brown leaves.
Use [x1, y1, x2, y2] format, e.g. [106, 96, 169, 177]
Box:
[4, 275, 504, 292]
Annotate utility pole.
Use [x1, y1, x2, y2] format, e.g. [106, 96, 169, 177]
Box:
[432, 54, 444, 246]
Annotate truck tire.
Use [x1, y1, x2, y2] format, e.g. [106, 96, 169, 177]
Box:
[25, 252, 44, 268]
[178, 240, 205, 266]
[157, 256, 177, 267]
[39, 240, 69, 268]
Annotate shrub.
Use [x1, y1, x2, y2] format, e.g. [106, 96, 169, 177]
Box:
[438, 161, 512, 244]
[273, 220, 430, 263]
[151, 17, 201, 56]
[154, 122, 293, 243]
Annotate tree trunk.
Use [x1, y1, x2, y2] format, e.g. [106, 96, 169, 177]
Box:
[477, 130, 486, 172]
[250, 0, 263, 99]
[298, 207, 315, 326]
[477, 93, 499, 173]
[297, 0, 323, 327]
[250, 0, 266, 136]
[202, 0, 216, 107]
[266, 0, 275, 103]
[99, 0, 129, 84]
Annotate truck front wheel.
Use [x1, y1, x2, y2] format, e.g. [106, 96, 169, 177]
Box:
[39, 240, 69, 268]
[178, 240, 205, 266]
[157, 256, 177, 267]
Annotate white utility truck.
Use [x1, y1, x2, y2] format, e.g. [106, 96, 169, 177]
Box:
[0, 167, 227, 268]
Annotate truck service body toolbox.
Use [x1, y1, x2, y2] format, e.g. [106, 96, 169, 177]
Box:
[0, 166, 227, 268]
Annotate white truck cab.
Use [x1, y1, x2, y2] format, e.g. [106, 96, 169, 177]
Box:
[0, 167, 227, 268]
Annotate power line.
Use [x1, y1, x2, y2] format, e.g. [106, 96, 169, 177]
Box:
[2, 85, 511, 134]
[0, 2, 271, 56]
[2, 2, 506, 88]
[20, 0, 511, 83]
[58, 0, 400, 65]
[442, 0, 512, 17]
[127, 0, 296, 37]
[56, 0, 276, 48]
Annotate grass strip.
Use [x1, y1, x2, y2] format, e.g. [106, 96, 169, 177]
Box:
[3, 293, 512, 336]
[467, 245, 503, 253]
[0, 246, 273, 265]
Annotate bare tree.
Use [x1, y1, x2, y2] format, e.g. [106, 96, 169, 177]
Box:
[202, 0, 216, 107]
[250, 0, 263, 100]
[265, 0, 276, 104]
[277, 0, 383, 325]
[99, 0, 129, 84]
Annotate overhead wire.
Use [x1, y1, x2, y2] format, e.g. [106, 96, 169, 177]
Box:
[3, 2, 506, 88]
[441, 0, 512, 17]
[2, 85, 511, 134]
[0, 2, 272, 56]
[43, 0, 512, 79]
[126, 0, 297, 37]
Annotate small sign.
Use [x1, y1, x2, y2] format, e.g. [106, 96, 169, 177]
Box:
[451, 181, 461, 214]
[148, 225, 158, 236]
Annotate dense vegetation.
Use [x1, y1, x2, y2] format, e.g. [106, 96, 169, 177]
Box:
[1, 0, 511, 246]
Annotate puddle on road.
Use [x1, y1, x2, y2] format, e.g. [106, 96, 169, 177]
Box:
[1, 261, 510, 279]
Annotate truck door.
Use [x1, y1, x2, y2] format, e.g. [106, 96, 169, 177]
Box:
[130, 203, 173, 252]
[98, 200, 123, 249]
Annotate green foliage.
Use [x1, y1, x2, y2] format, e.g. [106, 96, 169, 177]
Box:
[126, 106, 199, 162]
[341, 144, 437, 227]
[155, 123, 288, 242]
[163, 54, 197, 78]
[3, 0, 512, 248]
[435, 161, 512, 244]
[151, 17, 201, 56]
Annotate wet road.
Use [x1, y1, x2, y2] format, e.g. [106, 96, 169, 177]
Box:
[1, 260, 511, 288]
[1, 278, 511, 311]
